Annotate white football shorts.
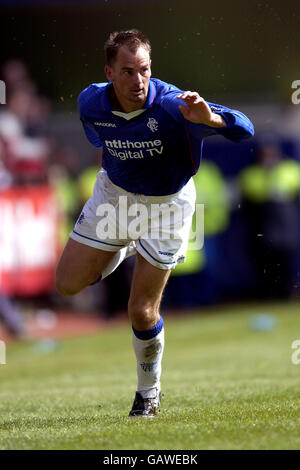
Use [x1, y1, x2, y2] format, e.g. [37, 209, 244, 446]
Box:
[70, 168, 196, 270]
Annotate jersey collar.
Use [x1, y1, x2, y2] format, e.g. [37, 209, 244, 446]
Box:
[103, 80, 156, 112]
[143, 80, 156, 108]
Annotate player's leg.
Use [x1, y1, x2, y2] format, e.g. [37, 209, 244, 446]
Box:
[128, 252, 170, 330]
[55, 238, 116, 296]
[128, 179, 196, 416]
[56, 167, 137, 296]
[128, 252, 171, 416]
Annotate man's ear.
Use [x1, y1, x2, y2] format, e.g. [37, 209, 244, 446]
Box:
[104, 65, 112, 82]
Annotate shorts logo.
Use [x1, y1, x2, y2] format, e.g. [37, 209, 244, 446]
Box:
[158, 251, 174, 257]
[77, 212, 85, 224]
[147, 117, 158, 132]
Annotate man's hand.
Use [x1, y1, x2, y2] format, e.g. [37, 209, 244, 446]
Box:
[177, 91, 226, 128]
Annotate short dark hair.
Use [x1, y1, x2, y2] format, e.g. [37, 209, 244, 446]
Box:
[104, 29, 151, 65]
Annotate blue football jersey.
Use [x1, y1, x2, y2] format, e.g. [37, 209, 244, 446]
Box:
[78, 78, 254, 196]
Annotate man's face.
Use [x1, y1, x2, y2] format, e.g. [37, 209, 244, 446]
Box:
[105, 45, 151, 112]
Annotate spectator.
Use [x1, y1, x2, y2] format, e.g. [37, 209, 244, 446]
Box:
[0, 87, 50, 183]
[238, 137, 300, 299]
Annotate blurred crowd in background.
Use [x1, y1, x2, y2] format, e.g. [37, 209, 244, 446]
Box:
[1, 59, 300, 339]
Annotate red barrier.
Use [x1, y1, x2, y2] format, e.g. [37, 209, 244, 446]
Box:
[0, 186, 59, 296]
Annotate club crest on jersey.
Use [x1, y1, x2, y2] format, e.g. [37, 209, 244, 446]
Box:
[147, 117, 158, 132]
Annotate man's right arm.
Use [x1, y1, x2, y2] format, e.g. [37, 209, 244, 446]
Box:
[78, 85, 103, 148]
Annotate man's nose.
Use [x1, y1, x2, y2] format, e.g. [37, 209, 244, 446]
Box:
[133, 73, 143, 85]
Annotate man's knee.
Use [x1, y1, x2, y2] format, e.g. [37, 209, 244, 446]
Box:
[55, 270, 82, 297]
[128, 300, 159, 330]
[55, 268, 103, 296]
[55, 239, 115, 296]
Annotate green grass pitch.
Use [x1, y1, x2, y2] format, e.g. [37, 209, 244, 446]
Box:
[1, 302, 300, 450]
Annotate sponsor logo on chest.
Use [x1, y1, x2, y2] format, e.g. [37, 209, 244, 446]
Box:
[104, 139, 164, 160]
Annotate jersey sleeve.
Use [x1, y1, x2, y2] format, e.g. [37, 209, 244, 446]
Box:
[198, 102, 255, 142]
[161, 90, 254, 143]
[80, 118, 103, 148]
[78, 85, 103, 148]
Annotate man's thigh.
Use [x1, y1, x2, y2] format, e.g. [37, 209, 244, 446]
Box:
[56, 238, 116, 295]
[128, 252, 171, 329]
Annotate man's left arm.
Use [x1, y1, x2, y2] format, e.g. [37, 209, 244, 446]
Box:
[177, 91, 254, 142]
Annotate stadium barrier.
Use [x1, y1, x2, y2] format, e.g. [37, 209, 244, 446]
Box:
[0, 185, 60, 296]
